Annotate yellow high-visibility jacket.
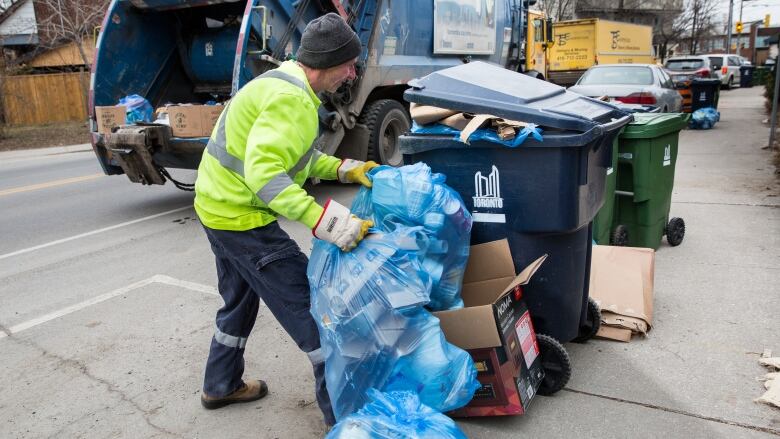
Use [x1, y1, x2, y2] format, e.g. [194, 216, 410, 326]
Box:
[194, 61, 341, 231]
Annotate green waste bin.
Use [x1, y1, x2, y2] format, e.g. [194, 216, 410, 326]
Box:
[612, 113, 690, 249]
[593, 130, 624, 245]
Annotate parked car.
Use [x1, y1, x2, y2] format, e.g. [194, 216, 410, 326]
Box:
[664, 55, 713, 88]
[704, 54, 744, 89]
[568, 64, 682, 112]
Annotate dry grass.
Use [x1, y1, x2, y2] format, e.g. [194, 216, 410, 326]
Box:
[0, 121, 90, 151]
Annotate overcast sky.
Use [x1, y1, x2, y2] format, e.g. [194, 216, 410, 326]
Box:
[716, 0, 780, 27]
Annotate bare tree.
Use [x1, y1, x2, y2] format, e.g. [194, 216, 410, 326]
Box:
[538, 0, 575, 22]
[674, 0, 719, 55]
[33, 0, 108, 69]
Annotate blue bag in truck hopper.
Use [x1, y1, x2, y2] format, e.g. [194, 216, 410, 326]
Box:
[118, 94, 154, 124]
[350, 163, 472, 311]
[307, 226, 479, 421]
[325, 389, 467, 439]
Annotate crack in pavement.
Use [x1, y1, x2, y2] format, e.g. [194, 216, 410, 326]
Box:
[5, 334, 184, 438]
[564, 388, 780, 436]
[673, 200, 780, 208]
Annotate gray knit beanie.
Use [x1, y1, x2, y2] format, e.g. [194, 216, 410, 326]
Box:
[296, 13, 361, 69]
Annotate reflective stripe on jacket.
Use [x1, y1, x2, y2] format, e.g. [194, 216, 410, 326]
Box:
[194, 61, 341, 231]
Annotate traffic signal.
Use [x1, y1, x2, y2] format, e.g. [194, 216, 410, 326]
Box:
[765, 14, 771, 28]
[736, 21, 743, 33]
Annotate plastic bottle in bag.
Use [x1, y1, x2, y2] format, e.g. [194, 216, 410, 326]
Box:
[326, 389, 468, 439]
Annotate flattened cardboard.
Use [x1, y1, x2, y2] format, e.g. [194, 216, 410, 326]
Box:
[95, 105, 126, 134]
[409, 102, 458, 125]
[460, 114, 495, 144]
[595, 325, 632, 343]
[589, 245, 655, 342]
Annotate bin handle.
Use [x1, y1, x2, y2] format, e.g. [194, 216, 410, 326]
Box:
[601, 114, 633, 134]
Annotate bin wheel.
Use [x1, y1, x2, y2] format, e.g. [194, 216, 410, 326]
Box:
[358, 99, 410, 167]
[665, 217, 686, 246]
[536, 334, 572, 396]
[610, 225, 629, 246]
[573, 297, 602, 343]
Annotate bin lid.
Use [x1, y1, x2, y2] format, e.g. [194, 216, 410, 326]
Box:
[404, 61, 630, 133]
[621, 113, 690, 139]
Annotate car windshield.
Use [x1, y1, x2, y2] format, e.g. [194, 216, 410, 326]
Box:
[708, 57, 723, 68]
[579, 66, 653, 85]
[666, 59, 704, 70]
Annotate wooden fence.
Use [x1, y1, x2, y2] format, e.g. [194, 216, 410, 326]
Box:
[1, 72, 90, 126]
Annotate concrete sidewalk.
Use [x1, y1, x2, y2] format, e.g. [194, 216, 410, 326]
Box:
[457, 86, 780, 438]
[0, 88, 778, 439]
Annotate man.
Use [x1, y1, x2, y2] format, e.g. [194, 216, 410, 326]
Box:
[193, 13, 377, 427]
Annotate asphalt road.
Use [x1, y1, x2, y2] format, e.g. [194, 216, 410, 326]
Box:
[1, 87, 779, 438]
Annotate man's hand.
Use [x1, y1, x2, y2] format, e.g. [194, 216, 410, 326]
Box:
[313, 200, 373, 251]
[338, 159, 379, 187]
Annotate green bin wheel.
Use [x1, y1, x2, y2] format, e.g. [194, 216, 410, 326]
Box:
[572, 297, 602, 343]
[610, 225, 629, 246]
[536, 334, 572, 396]
[665, 217, 686, 246]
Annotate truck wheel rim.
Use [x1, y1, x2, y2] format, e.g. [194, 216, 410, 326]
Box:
[381, 113, 406, 166]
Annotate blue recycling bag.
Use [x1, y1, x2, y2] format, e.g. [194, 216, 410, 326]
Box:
[308, 226, 479, 421]
[689, 107, 720, 130]
[119, 94, 154, 124]
[326, 389, 467, 439]
[351, 163, 471, 311]
[411, 121, 543, 147]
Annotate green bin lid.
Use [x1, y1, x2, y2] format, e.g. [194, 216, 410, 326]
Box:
[621, 113, 691, 139]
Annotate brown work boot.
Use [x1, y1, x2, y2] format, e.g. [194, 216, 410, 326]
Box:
[201, 380, 268, 410]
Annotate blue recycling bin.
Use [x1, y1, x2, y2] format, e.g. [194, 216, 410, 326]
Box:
[400, 62, 632, 343]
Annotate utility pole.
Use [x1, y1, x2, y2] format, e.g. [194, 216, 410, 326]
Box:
[727, 0, 734, 54]
[770, 63, 780, 148]
[739, 0, 744, 55]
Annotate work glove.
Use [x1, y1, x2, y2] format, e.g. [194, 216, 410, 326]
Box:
[313, 200, 373, 251]
[338, 159, 379, 187]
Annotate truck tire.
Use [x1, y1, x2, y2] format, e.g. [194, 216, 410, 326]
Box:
[358, 99, 410, 167]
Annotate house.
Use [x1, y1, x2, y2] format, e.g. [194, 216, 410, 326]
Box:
[674, 23, 780, 65]
[0, 0, 39, 64]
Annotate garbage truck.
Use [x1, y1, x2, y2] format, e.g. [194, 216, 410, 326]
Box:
[89, 0, 553, 188]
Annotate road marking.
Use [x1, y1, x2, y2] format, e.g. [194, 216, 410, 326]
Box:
[0, 206, 192, 261]
[0, 173, 105, 197]
[0, 275, 219, 340]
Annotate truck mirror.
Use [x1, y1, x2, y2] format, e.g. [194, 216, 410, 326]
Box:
[546, 18, 554, 43]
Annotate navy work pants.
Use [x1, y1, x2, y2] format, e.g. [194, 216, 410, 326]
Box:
[201, 222, 335, 425]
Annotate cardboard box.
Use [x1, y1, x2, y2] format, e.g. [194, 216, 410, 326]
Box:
[435, 240, 547, 417]
[164, 104, 223, 138]
[589, 245, 655, 342]
[94, 105, 126, 134]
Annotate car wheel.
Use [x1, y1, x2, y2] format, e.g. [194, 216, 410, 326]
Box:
[726, 76, 733, 90]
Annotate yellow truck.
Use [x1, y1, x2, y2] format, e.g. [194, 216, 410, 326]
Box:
[547, 18, 655, 86]
[524, 10, 552, 79]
